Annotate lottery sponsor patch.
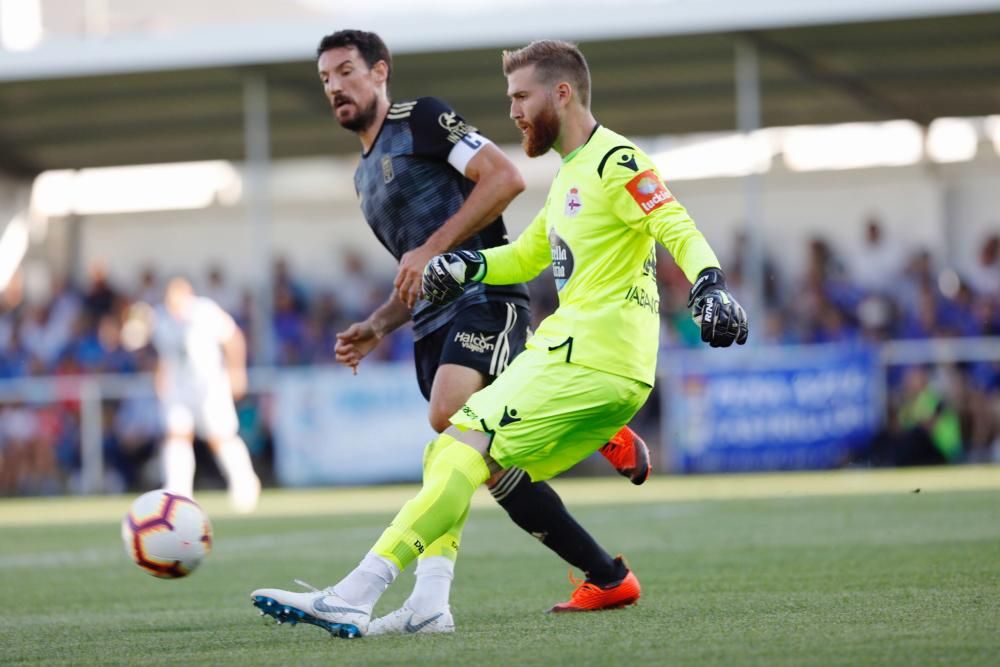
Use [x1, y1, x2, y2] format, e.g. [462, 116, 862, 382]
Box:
[625, 169, 674, 214]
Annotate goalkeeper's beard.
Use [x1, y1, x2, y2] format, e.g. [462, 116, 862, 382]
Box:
[522, 104, 560, 157]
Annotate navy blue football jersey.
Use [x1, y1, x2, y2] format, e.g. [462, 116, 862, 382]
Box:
[354, 96, 530, 340]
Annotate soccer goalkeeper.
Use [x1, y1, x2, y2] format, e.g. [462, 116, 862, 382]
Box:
[252, 39, 747, 638]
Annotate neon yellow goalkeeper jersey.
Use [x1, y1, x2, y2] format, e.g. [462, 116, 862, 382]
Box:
[479, 125, 720, 386]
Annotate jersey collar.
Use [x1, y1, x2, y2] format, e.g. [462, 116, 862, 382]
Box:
[561, 123, 602, 164]
[360, 105, 391, 159]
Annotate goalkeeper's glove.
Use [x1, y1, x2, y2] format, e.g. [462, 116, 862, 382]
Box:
[422, 250, 485, 305]
[687, 267, 749, 347]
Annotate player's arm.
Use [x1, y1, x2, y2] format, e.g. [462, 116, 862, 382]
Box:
[219, 312, 248, 399]
[335, 292, 411, 374]
[422, 209, 550, 305]
[602, 147, 748, 347]
[425, 144, 525, 253]
[394, 98, 526, 308]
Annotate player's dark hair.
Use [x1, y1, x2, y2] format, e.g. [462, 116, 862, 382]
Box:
[502, 40, 591, 107]
[316, 29, 392, 83]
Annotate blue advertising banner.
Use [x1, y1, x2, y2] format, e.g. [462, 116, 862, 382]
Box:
[661, 344, 881, 473]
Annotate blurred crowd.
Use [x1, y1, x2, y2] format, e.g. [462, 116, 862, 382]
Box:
[0, 222, 998, 495]
[0, 250, 406, 495]
[652, 221, 999, 466]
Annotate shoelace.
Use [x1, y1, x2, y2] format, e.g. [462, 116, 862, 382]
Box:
[566, 570, 602, 599]
[294, 579, 335, 595]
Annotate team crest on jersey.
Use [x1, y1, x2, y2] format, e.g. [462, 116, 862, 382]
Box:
[625, 169, 674, 214]
[549, 228, 575, 291]
[382, 155, 394, 184]
[564, 187, 583, 217]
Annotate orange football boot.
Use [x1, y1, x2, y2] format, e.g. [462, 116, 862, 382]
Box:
[548, 557, 641, 613]
[599, 426, 651, 485]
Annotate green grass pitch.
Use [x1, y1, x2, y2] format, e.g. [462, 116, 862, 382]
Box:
[1, 467, 998, 666]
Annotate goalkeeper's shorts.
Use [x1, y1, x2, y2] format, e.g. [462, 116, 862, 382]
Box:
[448, 344, 650, 482]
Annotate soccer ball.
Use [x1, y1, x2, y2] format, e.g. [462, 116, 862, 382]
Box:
[121, 490, 213, 578]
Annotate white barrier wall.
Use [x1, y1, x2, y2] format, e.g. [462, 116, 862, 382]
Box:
[271, 364, 434, 486]
[73, 145, 1000, 292]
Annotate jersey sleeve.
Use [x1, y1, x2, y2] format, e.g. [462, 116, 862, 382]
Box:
[479, 207, 551, 285]
[408, 97, 492, 176]
[598, 145, 720, 283]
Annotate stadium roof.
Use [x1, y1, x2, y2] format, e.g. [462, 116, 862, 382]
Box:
[1, 0, 999, 175]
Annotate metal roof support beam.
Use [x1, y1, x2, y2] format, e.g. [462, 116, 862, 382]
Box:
[243, 69, 275, 366]
[0, 134, 41, 179]
[743, 31, 935, 127]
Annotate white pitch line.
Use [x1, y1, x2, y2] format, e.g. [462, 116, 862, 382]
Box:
[0, 525, 390, 570]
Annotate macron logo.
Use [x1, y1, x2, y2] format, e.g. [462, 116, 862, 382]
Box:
[499, 407, 521, 427]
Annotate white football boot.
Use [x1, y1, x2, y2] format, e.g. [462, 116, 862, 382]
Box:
[251, 580, 371, 638]
[368, 605, 455, 636]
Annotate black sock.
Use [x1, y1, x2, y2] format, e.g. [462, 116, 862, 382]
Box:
[490, 468, 627, 586]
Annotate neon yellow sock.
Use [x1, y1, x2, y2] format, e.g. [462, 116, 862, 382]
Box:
[373, 434, 488, 570]
[420, 503, 469, 561]
[419, 436, 470, 561]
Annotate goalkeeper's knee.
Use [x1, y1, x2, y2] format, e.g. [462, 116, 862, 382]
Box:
[422, 437, 445, 476]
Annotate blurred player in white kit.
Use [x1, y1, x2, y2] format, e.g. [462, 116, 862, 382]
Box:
[129, 276, 260, 513]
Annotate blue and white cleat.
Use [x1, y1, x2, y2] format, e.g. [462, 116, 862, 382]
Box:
[368, 605, 455, 636]
[251, 580, 371, 639]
